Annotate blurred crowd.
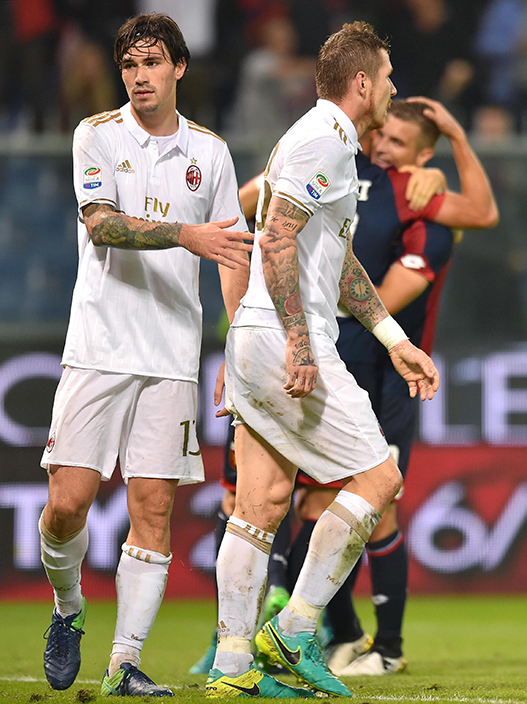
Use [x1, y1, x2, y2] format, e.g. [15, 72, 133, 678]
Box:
[1, 0, 527, 141]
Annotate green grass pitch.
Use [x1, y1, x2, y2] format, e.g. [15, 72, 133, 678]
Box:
[0, 596, 526, 703]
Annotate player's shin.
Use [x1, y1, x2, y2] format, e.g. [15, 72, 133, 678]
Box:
[279, 491, 381, 637]
[109, 544, 171, 675]
[39, 513, 88, 617]
[213, 516, 274, 677]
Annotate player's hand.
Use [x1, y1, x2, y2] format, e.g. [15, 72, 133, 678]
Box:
[407, 96, 464, 142]
[179, 218, 253, 270]
[214, 360, 229, 417]
[388, 339, 439, 400]
[400, 165, 446, 211]
[284, 336, 318, 397]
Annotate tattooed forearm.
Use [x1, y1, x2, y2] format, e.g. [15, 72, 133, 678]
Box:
[84, 203, 182, 250]
[260, 196, 310, 333]
[292, 339, 316, 365]
[340, 247, 388, 331]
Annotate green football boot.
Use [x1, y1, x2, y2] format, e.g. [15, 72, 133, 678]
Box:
[205, 666, 316, 698]
[255, 616, 351, 697]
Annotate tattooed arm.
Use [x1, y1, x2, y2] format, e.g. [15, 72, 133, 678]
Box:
[82, 203, 253, 270]
[340, 236, 439, 399]
[260, 195, 318, 398]
[339, 234, 389, 331]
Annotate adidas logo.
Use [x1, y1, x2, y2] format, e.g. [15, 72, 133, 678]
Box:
[116, 160, 135, 173]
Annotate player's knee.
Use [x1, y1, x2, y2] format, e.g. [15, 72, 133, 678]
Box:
[370, 455, 403, 506]
[235, 482, 292, 533]
[386, 459, 403, 500]
[46, 494, 91, 533]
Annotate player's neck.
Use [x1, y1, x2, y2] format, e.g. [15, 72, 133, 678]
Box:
[130, 105, 180, 136]
[330, 96, 368, 139]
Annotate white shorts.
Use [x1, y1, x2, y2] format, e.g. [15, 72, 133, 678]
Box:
[225, 325, 390, 484]
[41, 367, 204, 485]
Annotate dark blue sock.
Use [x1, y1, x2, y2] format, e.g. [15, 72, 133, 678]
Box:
[286, 519, 315, 587]
[268, 511, 291, 590]
[368, 530, 407, 657]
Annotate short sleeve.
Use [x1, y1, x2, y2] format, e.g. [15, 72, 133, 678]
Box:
[396, 220, 454, 283]
[73, 122, 117, 216]
[274, 136, 356, 217]
[388, 168, 446, 224]
[208, 145, 248, 230]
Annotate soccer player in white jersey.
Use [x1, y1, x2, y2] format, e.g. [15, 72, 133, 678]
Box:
[207, 22, 439, 698]
[39, 13, 252, 698]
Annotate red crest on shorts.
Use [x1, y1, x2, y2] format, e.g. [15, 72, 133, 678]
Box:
[186, 164, 202, 191]
[46, 431, 56, 452]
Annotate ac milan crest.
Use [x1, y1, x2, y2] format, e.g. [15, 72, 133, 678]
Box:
[186, 164, 202, 191]
[46, 431, 56, 452]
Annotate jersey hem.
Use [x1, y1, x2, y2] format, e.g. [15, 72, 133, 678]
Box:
[60, 362, 199, 384]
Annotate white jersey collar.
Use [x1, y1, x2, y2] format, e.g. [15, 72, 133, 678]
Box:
[315, 99, 361, 152]
[120, 102, 189, 155]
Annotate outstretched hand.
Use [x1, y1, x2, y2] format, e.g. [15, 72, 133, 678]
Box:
[389, 339, 440, 400]
[180, 217, 253, 269]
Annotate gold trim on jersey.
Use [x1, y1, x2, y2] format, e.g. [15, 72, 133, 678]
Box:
[82, 110, 123, 128]
[188, 120, 225, 143]
[274, 190, 314, 218]
[264, 141, 280, 178]
[79, 197, 117, 208]
[333, 119, 348, 145]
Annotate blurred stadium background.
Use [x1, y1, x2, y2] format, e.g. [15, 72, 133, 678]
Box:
[1, 0, 527, 603]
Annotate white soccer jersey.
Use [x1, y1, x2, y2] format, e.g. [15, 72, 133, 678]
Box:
[63, 103, 246, 381]
[237, 99, 360, 342]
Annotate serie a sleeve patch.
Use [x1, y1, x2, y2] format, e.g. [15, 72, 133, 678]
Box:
[83, 166, 103, 190]
[306, 172, 331, 200]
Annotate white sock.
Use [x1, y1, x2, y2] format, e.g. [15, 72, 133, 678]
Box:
[213, 516, 274, 677]
[109, 544, 171, 676]
[279, 491, 380, 637]
[39, 514, 88, 618]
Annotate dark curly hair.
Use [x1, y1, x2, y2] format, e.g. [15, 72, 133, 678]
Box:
[114, 13, 190, 76]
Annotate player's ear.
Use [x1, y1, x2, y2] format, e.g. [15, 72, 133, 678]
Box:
[355, 71, 369, 98]
[415, 147, 434, 167]
[175, 59, 187, 80]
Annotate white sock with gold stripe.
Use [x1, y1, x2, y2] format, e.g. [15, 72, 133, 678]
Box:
[109, 544, 171, 676]
[214, 516, 275, 677]
[279, 491, 380, 637]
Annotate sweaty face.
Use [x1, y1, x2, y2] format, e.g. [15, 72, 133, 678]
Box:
[121, 40, 186, 116]
[366, 50, 397, 131]
[370, 115, 423, 169]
